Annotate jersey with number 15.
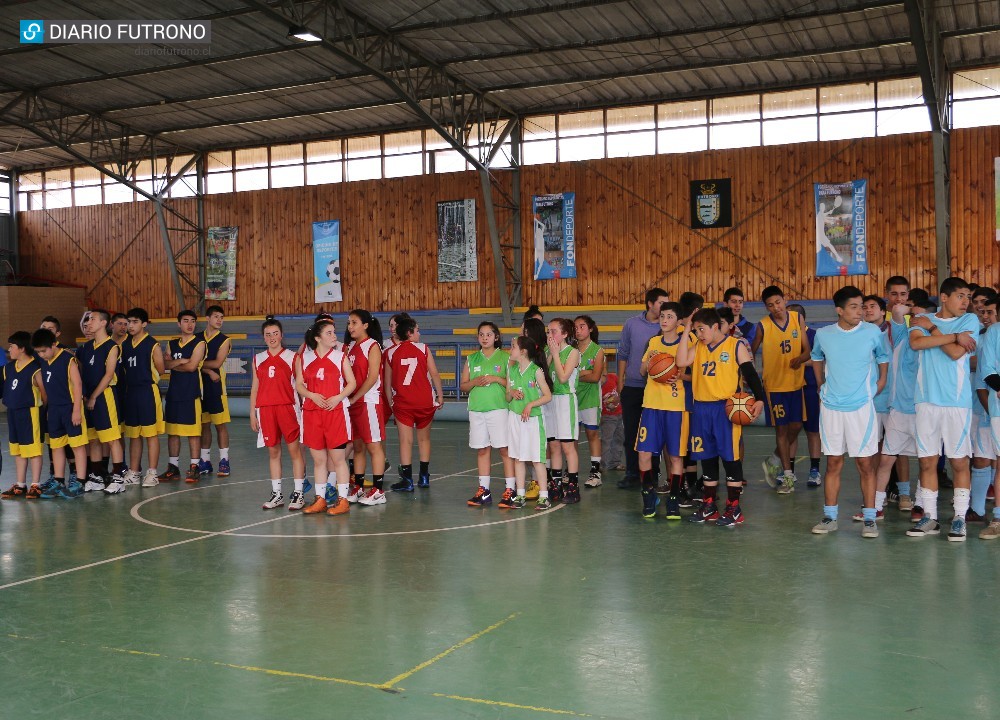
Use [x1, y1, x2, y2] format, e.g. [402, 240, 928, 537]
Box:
[386, 340, 434, 410]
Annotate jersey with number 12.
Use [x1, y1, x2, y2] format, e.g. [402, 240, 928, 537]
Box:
[386, 340, 434, 410]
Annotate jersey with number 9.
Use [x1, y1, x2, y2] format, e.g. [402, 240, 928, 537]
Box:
[386, 340, 434, 410]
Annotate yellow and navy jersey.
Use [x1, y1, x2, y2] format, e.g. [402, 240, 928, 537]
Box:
[759, 310, 805, 392]
[40, 348, 78, 406]
[121, 333, 160, 387]
[692, 335, 743, 402]
[77, 337, 118, 396]
[641, 334, 686, 411]
[1, 357, 42, 410]
[166, 336, 205, 401]
[198, 330, 230, 388]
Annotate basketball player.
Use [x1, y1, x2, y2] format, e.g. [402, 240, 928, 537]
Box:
[198, 305, 232, 477]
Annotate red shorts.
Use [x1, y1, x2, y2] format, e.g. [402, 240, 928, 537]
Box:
[256, 405, 300, 447]
[349, 400, 385, 443]
[382, 386, 393, 420]
[302, 408, 352, 450]
[393, 404, 437, 430]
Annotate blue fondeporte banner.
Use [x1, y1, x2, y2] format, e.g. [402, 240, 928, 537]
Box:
[815, 180, 868, 277]
[313, 220, 342, 303]
[532, 192, 576, 280]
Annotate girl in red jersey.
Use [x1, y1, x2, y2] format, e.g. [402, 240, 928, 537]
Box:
[345, 309, 388, 506]
[385, 317, 443, 491]
[295, 318, 357, 516]
[250, 317, 307, 511]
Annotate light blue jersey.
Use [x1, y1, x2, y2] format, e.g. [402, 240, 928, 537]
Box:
[873, 328, 892, 414]
[977, 323, 1000, 418]
[811, 321, 890, 412]
[972, 358, 990, 420]
[911, 312, 979, 408]
[888, 319, 920, 415]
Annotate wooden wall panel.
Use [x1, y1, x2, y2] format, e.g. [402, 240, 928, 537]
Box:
[15, 126, 997, 316]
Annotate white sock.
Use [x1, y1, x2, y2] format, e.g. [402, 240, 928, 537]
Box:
[505, 477, 516, 490]
[271, 479, 281, 492]
[953, 487, 970, 519]
[201, 449, 211, 461]
[293, 478, 304, 492]
[220, 448, 229, 460]
[328, 471, 337, 484]
[539, 490, 549, 499]
[479, 475, 490, 489]
[875, 491, 886, 510]
[592, 456, 601, 463]
[169, 456, 179, 467]
[925, 489, 939, 520]
[315, 482, 328, 499]
[338, 483, 348, 498]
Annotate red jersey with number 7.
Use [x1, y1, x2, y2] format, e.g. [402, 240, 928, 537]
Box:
[386, 340, 434, 410]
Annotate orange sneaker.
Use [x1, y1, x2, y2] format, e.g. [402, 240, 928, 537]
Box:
[302, 496, 328, 514]
[327, 497, 350, 516]
[26, 484, 42, 499]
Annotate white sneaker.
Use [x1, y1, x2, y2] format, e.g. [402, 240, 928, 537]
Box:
[762, 456, 781, 488]
[103, 480, 126, 495]
[346, 484, 363, 503]
[776, 471, 796, 494]
[141, 469, 160, 488]
[123, 470, 142, 485]
[358, 488, 387, 506]
[584, 471, 602, 488]
[288, 491, 305, 511]
[262, 491, 284, 510]
[84, 478, 106, 493]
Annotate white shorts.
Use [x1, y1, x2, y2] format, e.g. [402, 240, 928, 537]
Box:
[877, 412, 889, 440]
[991, 417, 1000, 456]
[579, 406, 600, 429]
[972, 414, 996, 460]
[915, 403, 971, 459]
[507, 412, 548, 463]
[469, 409, 509, 449]
[542, 393, 579, 441]
[881, 410, 917, 458]
[819, 403, 879, 458]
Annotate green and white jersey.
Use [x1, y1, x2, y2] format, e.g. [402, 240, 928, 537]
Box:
[547, 345, 578, 396]
[507, 361, 543, 417]
[467, 348, 510, 413]
[576, 341, 602, 411]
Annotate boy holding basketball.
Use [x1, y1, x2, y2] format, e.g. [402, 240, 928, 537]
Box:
[636, 302, 688, 519]
[809, 286, 890, 538]
[676, 308, 764, 527]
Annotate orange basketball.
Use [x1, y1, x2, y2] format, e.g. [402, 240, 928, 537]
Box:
[725, 392, 756, 425]
[647, 353, 679, 384]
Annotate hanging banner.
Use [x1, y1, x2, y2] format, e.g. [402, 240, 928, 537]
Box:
[815, 180, 868, 277]
[690, 178, 732, 228]
[994, 158, 1000, 242]
[312, 220, 342, 303]
[436, 199, 477, 282]
[532, 192, 576, 280]
[204, 226, 238, 300]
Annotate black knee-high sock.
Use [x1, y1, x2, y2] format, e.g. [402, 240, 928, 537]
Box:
[810, 457, 821, 472]
[373, 474, 384, 491]
[566, 471, 578, 486]
[722, 459, 744, 485]
[669, 474, 681, 496]
[701, 457, 720, 483]
[419, 461, 429, 476]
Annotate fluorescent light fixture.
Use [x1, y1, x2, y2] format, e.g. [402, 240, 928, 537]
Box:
[288, 25, 321, 42]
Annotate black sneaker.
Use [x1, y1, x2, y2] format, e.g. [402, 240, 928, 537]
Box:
[688, 502, 720, 523]
[665, 496, 681, 520]
[641, 488, 659, 518]
[390, 478, 414, 492]
[617, 475, 639, 489]
[548, 478, 563, 503]
[417, 473, 430, 489]
[563, 482, 580, 504]
[158, 464, 180, 482]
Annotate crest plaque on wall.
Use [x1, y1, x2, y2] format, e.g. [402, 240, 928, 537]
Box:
[690, 178, 732, 228]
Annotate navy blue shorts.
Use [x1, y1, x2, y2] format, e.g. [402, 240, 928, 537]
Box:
[8, 406, 43, 458]
[690, 400, 742, 462]
[85, 388, 121, 442]
[803, 384, 820, 434]
[636, 408, 690, 458]
[764, 389, 805, 427]
[123, 384, 165, 438]
[46, 403, 88, 449]
[165, 397, 203, 437]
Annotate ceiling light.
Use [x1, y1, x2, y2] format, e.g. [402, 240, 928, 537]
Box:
[288, 25, 321, 42]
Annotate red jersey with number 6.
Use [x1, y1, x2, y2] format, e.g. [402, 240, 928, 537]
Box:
[386, 340, 434, 410]
[254, 348, 297, 407]
[299, 347, 351, 412]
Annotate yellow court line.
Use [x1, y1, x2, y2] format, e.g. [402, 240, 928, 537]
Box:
[379, 612, 519, 689]
[432, 693, 593, 717]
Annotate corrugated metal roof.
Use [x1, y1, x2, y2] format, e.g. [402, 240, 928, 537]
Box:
[0, 0, 997, 169]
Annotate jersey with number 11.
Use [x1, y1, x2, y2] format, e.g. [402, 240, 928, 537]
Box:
[386, 340, 434, 410]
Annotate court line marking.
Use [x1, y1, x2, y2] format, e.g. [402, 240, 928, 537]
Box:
[380, 612, 519, 689]
[432, 693, 593, 717]
[0, 512, 294, 592]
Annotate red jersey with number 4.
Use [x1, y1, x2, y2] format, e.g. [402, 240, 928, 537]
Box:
[386, 340, 434, 410]
[347, 338, 382, 404]
[254, 349, 297, 407]
[299, 347, 351, 412]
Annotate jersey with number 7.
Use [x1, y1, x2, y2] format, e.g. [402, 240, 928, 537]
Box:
[386, 340, 435, 410]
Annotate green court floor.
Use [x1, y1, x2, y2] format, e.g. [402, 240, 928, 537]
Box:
[0, 421, 997, 720]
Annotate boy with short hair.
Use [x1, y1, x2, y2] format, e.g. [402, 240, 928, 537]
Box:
[723, 287, 755, 346]
[752, 286, 811, 493]
[906, 277, 979, 541]
[0, 332, 45, 499]
[198, 305, 232, 477]
[32, 328, 89, 498]
[969, 294, 998, 525]
[808, 286, 890, 538]
[975, 294, 1000, 539]
[161, 310, 207, 484]
[121, 307, 166, 488]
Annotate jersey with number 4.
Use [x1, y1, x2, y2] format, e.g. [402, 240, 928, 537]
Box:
[299, 348, 350, 412]
[254, 348, 297, 407]
[386, 340, 434, 410]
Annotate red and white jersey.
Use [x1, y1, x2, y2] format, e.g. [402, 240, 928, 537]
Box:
[386, 340, 435, 410]
[254, 348, 297, 408]
[347, 337, 383, 404]
[299, 347, 351, 413]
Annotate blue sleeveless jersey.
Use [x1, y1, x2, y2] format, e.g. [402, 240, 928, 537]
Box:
[40, 348, 78, 407]
[167, 336, 205, 402]
[77, 337, 119, 395]
[121, 334, 160, 387]
[2, 358, 42, 410]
